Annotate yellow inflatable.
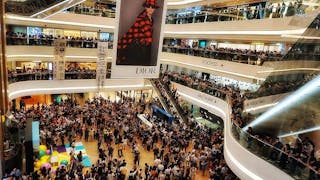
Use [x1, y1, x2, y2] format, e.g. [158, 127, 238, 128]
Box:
[35, 161, 42, 168]
[55, 153, 69, 165]
[40, 155, 50, 163]
[39, 145, 47, 151]
[52, 151, 59, 156]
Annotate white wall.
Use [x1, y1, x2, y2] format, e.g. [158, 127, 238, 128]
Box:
[160, 52, 272, 83]
[8, 79, 151, 100]
[244, 93, 290, 114]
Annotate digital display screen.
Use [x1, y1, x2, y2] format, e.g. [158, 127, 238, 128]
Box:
[199, 40, 206, 48]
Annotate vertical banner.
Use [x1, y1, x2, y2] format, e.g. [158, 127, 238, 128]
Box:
[53, 39, 66, 80]
[112, 0, 166, 78]
[97, 42, 108, 91]
[32, 121, 40, 149]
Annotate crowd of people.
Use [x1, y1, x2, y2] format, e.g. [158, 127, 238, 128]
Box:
[159, 70, 320, 178]
[152, 79, 184, 124]
[5, 94, 237, 179]
[4, 68, 319, 178]
[163, 44, 283, 65]
[166, 0, 309, 24]
[5, 0, 62, 15]
[65, 2, 116, 18]
[7, 67, 99, 83]
[244, 73, 319, 99]
[6, 32, 113, 49]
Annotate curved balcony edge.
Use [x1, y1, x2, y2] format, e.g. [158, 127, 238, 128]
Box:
[8, 79, 152, 100]
[171, 82, 293, 180]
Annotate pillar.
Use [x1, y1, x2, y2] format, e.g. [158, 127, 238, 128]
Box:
[0, 0, 9, 177]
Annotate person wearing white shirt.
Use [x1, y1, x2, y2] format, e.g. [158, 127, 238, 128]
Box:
[154, 158, 161, 167]
[157, 163, 164, 171]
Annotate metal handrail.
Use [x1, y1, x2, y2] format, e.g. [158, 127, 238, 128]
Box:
[231, 121, 320, 176]
[165, 74, 320, 178]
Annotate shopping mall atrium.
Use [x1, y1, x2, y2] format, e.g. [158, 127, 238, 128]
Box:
[0, 0, 319, 179]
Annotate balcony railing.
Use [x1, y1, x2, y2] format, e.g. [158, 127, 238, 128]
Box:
[162, 72, 230, 101]
[65, 5, 116, 18]
[166, 2, 318, 24]
[5, 0, 64, 16]
[165, 73, 320, 179]
[6, 36, 113, 49]
[7, 71, 112, 84]
[162, 46, 283, 65]
[231, 122, 319, 179]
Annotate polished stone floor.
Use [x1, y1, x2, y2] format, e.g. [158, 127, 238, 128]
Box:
[82, 137, 209, 179]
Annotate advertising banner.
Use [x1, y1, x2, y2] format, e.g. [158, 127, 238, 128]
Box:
[53, 39, 66, 80]
[97, 42, 108, 90]
[111, 0, 166, 78]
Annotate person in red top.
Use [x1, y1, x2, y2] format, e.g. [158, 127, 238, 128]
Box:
[117, 0, 159, 66]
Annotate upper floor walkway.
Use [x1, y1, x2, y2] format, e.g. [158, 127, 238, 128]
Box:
[5, 9, 319, 42]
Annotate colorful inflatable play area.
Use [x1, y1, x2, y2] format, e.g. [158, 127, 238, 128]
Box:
[34, 142, 92, 171]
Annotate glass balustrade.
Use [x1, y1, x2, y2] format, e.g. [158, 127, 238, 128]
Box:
[6, 37, 113, 49]
[58, 0, 320, 25]
[65, 5, 116, 18]
[7, 71, 106, 84]
[5, 0, 64, 16]
[162, 46, 282, 65]
[166, 1, 319, 24]
[162, 73, 230, 101]
[164, 73, 319, 179]
[231, 121, 320, 179]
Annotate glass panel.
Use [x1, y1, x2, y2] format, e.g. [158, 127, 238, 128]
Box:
[231, 121, 320, 179]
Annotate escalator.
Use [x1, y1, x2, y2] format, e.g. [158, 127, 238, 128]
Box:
[150, 79, 185, 124]
[5, 0, 85, 18]
[155, 79, 190, 122]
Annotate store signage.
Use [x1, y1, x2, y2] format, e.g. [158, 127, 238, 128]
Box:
[202, 59, 219, 67]
[111, 0, 167, 79]
[171, 82, 228, 119]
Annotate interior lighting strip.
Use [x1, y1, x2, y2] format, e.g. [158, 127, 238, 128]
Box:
[9, 86, 96, 99]
[281, 34, 320, 40]
[244, 102, 279, 112]
[6, 15, 115, 29]
[7, 55, 54, 58]
[167, 0, 202, 5]
[6, 55, 112, 59]
[161, 58, 266, 81]
[164, 29, 306, 35]
[9, 84, 152, 99]
[258, 68, 320, 73]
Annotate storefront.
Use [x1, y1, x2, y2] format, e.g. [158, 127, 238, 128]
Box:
[7, 25, 113, 41]
[178, 98, 224, 130]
